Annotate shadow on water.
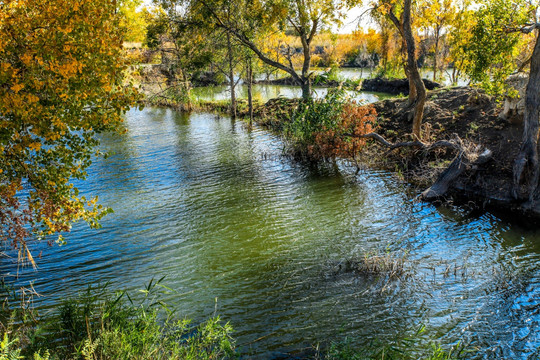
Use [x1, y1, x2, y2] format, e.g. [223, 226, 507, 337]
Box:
[1, 108, 540, 359]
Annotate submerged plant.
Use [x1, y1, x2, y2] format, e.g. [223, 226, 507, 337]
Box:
[319, 326, 464, 360]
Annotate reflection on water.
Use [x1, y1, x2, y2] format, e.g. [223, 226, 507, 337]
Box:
[191, 84, 388, 103]
[2, 108, 539, 359]
[194, 68, 467, 103]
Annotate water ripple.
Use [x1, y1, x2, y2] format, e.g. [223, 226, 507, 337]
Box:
[2, 108, 540, 359]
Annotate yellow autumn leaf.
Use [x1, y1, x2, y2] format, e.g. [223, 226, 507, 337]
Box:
[28, 142, 42, 151]
[21, 53, 33, 65]
[11, 83, 24, 93]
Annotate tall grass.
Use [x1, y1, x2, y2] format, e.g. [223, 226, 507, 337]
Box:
[1, 278, 235, 360]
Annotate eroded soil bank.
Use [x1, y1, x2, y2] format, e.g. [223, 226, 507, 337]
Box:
[372, 86, 534, 216]
[361, 77, 441, 94]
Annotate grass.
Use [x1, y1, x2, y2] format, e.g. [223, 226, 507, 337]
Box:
[1, 278, 235, 360]
[316, 326, 464, 360]
[334, 252, 407, 280]
[354, 253, 405, 278]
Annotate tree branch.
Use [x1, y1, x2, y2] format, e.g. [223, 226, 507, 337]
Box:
[198, 0, 301, 83]
[344, 132, 492, 199]
[307, 18, 318, 44]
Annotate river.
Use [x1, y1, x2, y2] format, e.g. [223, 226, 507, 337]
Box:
[1, 105, 539, 358]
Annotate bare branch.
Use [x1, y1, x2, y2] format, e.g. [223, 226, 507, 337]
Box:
[344, 132, 491, 200]
[345, 132, 461, 152]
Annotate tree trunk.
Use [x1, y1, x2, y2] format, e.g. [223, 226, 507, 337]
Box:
[401, 27, 417, 105]
[387, 9, 417, 105]
[433, 27, 440, 82]
[406, 65, 417, 104]
[403, 0, 426, 139]
[299, 21, 315, 100]
[247, 57, 253, 126]
[227, 31, 237, 119]
[513, 30, 540, 201]
[382, 30, 389, 73]
[422, 149, 492, 200]
[299, 79, 310, 100]
[180, 68, 191, 110]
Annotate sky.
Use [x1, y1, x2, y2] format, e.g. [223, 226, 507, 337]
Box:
[336, 6, 373, 33]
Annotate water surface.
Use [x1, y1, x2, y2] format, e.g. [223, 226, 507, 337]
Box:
[191, 84, 388, 103]
[2, 108, 539, 359]
[193, 67, 467, 103]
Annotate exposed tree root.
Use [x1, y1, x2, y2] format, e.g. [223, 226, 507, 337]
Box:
[347, 132, 492, 200]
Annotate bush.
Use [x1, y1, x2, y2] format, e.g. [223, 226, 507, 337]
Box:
[284, 89, 377, 159]
[309, 103, 377, 159]
[285, 88, 347, 147]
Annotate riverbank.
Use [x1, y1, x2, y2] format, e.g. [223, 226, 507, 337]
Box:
[251, 86, 540, 220]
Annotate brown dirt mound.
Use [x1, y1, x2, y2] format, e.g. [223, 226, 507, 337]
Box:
[362, 77, 441, 95]
[373, 86, 529, 215]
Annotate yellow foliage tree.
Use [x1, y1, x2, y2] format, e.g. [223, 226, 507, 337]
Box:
[0, 0, 139, 264]
[418, 0, 456, 81]
[119, 0, 148, 43]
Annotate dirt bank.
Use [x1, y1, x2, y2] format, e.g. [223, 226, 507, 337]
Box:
[361, 77, 441, 94]
[370, 86, 540, 218]
[254, 76, 355, 88]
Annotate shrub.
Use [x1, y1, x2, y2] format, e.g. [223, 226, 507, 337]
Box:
[285, 88, 347, 146]
[284, 90, 377, 160]
[309, 103, 377, 159]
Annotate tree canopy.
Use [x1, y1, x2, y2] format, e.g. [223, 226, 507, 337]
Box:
[0, 0, 139, 263]
[170, 0, 350, 99]
[459, 0, 531, 95]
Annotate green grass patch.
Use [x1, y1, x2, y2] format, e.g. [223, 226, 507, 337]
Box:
[1, 278, 235, 360]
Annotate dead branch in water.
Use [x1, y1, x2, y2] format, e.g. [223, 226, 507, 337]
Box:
[345, 132, 492, 199]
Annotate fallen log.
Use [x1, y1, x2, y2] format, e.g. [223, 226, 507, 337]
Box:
[421, 148, 492, 200]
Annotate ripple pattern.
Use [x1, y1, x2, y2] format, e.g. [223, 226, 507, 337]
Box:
[2, 108, 540, 359]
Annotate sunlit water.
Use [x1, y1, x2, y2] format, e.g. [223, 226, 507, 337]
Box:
[333, 67, 467, 86]
[2, 108, 539, 359]
[255, 68, 467, 86]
